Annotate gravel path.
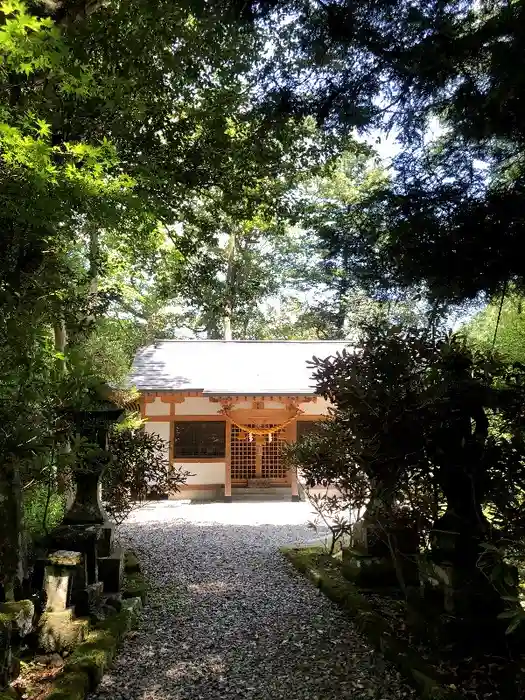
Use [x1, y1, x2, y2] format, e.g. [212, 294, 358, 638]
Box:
[91, 500, 415, 700]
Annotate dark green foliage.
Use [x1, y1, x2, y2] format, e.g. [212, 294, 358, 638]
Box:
[289, 321, 525, 566]
[102, 427, 187, 524]
[230, 1, 525, 303]
[289, 323, 444, 538]
[2, 0, 335, 591]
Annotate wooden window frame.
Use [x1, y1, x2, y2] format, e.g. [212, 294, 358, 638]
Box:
[173, 419, 226, 461]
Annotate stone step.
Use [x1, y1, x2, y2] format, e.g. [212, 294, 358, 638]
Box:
[231, 488, 293, 501]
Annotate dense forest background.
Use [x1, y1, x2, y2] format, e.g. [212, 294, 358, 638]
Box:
[2, 3, 525, 694]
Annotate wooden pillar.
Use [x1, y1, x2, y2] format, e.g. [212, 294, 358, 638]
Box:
[288, 419, 300, 502]
[169, 402, 175, 465]
[224, 418, 232, 502]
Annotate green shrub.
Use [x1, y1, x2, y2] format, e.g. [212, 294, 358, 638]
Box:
[22, 484, 66, 539]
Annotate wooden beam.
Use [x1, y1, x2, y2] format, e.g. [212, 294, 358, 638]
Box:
[171, 415, 227, 422]
[224, 418, 232, 500]
[178, 484, 223, 491]
[169, 403, 175, 464]
[287, 418, 299, 500]
[172, 457, 226, 463]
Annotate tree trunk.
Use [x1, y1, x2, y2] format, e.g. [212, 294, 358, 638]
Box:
[223, 229, 236, 340]
[0, 460, 23, 600]
[54, 319, 67, 354]
[88, 223, 99, 300]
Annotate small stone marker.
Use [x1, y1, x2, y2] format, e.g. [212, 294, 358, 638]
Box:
[44, 550, 83, 612]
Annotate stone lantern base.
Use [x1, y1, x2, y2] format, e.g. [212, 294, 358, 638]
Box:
[342, 520, 419, 589]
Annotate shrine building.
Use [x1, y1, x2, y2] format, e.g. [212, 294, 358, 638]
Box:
[129, 340, 349, 501]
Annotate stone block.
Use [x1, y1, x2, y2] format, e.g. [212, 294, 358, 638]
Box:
[48, 550, 83, 567]
[124, 551, 141, 574]
[38, 610, 89, 653]
[44, 571, 71, 613]
[47, 525, 102, 585]
[105, 594, 122, 612]
[0, 600, 35, 638]
[73, 582, 104, 617]
[97, 548, 124, 593]
[342, 549, 413, 588]
[44, 551, 87, 611]
[97, 524, 115, 558]
[122, 572, 148, 604]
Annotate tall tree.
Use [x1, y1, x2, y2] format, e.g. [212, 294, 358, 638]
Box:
[229, 1, 525, 306]
[0, 0, 338, 592]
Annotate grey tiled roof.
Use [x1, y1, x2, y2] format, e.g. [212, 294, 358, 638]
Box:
[129, 340, 352, 395]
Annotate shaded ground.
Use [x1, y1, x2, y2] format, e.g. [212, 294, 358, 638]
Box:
[90, 500, 415, 700]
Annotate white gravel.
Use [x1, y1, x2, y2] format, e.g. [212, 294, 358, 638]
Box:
[91, 500, 415, 700]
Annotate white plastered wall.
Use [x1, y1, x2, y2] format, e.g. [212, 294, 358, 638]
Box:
[144, 421, 170, 461]
[145, 397, 170, 416]
[177, 462, 226, 485]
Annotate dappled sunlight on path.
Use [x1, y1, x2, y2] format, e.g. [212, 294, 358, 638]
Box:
[89, 500, 414, 700]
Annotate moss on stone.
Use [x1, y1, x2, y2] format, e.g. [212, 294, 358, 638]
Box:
[95, 610, 132, 643]
[39, 591, 140, 699]
[0, 600, 34, 618]
[122, 571, 148, 604]
[46, 670, 90, 700]
[64, 630, 117, 688]
[48, 550, 83, 567]
[38, 612, 89, 653]
[282, 546, 463, 700]
[121, 596, 143, 620]
[124, 551, 141, 574]
[0, 600, 34, 636]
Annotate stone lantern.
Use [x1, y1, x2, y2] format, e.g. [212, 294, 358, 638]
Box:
[44, 398, 125, 589]
[63, 404, 124, 526]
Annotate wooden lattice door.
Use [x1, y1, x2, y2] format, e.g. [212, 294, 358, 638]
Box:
[230, 425, 256, 482]
[261, 425, 288, 481]
[230, 423, 289, 485]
